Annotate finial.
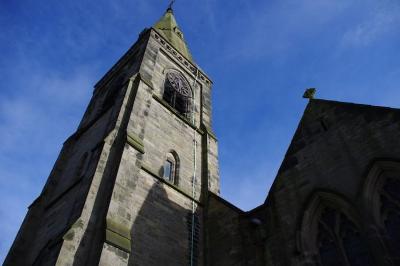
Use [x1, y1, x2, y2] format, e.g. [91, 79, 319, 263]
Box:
[303, 88, 316, 99]
[167, 0, 175, 12]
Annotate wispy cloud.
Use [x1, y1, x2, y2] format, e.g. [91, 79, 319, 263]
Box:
[341, 1, 400, 48]
[0, 59, 94, 261]
[220, 0, 350, 62]
[1, 0, 400, 262]
[0, 68, 93, 151]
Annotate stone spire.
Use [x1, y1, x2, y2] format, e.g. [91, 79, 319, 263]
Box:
[153, 6, 193, 61]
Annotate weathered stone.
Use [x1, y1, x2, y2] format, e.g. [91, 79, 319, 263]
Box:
[5, 7, 217, 266]
[6, 7, 400, 266]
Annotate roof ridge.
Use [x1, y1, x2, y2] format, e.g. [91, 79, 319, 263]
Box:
[310, 98, 400, 112]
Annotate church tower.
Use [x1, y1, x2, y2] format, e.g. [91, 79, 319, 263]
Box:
[5, 7, 219, 266]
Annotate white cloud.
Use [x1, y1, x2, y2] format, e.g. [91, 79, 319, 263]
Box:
[0, 61, 95, 262]
[220, 0, 350, 62]
[341, 2, 400, 47]
[0, 68, 93, 153]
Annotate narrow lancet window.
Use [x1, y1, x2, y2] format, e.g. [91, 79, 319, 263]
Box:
[163, 152, 179, 185]
[164, 160, 173, 182]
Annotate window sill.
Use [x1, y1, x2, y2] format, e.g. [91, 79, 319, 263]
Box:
[141, 164, 201, 205]
[152, 94, 204, 135]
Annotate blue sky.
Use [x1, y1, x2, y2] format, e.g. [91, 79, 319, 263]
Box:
[1, 0, 400, 261]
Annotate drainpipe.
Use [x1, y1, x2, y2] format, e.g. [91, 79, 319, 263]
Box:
[190, 68, 199, 266]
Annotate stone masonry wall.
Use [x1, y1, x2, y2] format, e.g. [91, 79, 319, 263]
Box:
[6, 26, 219, 266]
[206, 194, 244, 266]
[97, 28, 218, 265]
[263, 100, 400, 266]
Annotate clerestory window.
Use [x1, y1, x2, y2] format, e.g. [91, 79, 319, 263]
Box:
[163, 71, 192, 118]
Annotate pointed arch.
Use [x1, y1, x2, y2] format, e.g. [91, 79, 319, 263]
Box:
[362, 160, 400, 263]
[362, 160, 400, 225]
[162, 69, 193, 119]
[299, 190, 373, 266]
[163, 150, 180, 186]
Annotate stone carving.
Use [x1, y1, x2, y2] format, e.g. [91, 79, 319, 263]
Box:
[153, 31, 211, 85]
[166, 72, 191, 97]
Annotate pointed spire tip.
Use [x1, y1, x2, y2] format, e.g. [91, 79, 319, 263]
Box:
[153, 1, 193, 61]
[167, 0, 175, 12]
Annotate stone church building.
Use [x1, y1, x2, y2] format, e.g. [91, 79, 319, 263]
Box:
[5, 7, 400, 266]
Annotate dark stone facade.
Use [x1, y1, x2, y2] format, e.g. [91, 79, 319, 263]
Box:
[208, 99, 400, 266]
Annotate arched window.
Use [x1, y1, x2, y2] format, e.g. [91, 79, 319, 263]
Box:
[299, 192, 373, 266]
[380, 177, 400, 258]
[163, 152, 179, 185]
[362, 161, 400, 264]
[163, 71, 192, 118]
[317, 207, 372, 266]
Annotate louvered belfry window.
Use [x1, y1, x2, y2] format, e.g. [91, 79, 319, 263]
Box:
[163, 72, 191, 118]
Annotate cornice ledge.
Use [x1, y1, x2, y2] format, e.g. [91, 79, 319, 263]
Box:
[150, 28, 213, 86]
[105, 217, 131, 253]
[126, 132, 145, 154]
[201, 124, 218, 141]
[152, 94, 204, 135]
[141, 164, 202, 205]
